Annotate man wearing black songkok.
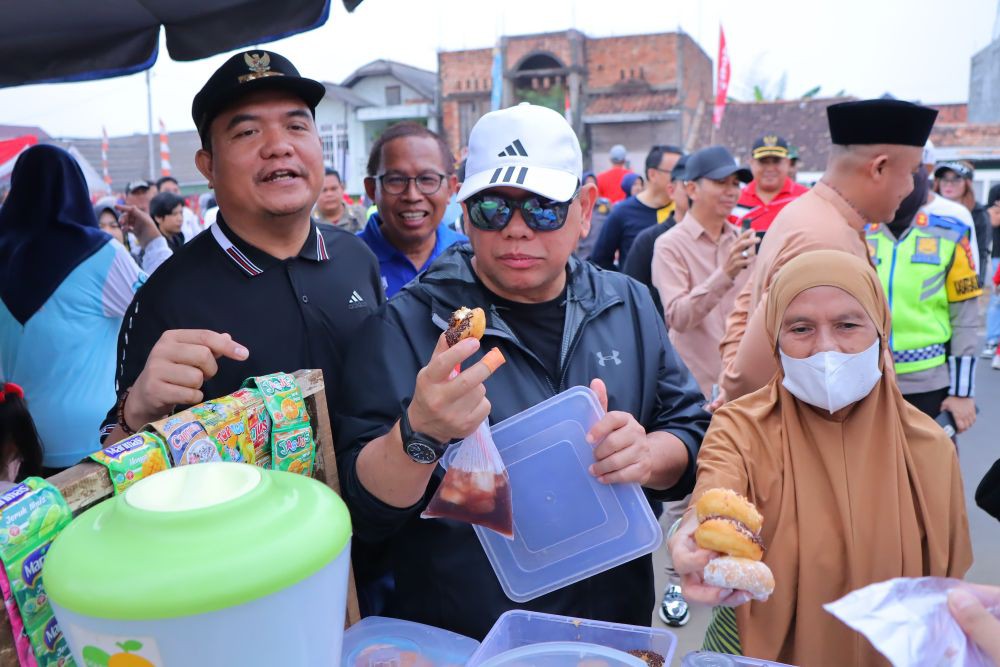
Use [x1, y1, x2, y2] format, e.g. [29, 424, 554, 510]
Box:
[716, 99, 939, 403]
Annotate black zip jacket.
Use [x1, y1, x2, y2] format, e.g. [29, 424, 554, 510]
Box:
[335, 244, 709, 639]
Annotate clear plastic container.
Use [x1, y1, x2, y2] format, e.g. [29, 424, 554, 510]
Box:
[468, 610, 678, 667]
[340, 616, 480, 667]
[478, 641, 645, 667]
[443, 386, 662, 602]
[681, 651, 798, 667]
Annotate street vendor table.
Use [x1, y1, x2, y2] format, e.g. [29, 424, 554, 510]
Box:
[0, 369, 361, 665]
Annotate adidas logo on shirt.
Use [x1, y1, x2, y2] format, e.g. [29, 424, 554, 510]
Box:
[348, 290, 366, 309]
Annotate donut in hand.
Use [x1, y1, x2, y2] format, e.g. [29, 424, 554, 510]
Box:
[694, 488, 774, 601]
[445, 307, 486, 347]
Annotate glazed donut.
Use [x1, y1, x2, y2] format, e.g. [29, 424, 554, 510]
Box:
[695, 518, 764, 560]
[445, 307, 486, 347]
[703, 556, 775, 601]
[695, 488, 763, 533]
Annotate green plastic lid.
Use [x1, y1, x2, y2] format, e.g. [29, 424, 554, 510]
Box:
[43, 462, 351, 620]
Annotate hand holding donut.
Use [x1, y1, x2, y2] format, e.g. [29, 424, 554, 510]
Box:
[669, 511, 753, 607]
[669, 488, 774, 606]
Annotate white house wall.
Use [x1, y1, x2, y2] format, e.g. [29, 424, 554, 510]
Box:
[315, 97, 368, 196]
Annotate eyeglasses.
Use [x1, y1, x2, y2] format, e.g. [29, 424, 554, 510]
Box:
[375, 172, 446, 195]
[938, 176, 965, 185]
[466, 188, 580, 232]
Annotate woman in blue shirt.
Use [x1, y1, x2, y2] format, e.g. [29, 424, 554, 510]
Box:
[0, 145, 169, 469]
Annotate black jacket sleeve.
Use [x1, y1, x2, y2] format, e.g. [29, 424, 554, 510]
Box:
[633, 281, 709, 501]
[333, 307, 433, 544]
[99, 283, 169, 442]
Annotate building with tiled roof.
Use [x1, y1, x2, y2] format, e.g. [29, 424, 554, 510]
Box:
[713, 97, 856, 176]
[0, 124, 50, 141]
[438, 29, 712, 171]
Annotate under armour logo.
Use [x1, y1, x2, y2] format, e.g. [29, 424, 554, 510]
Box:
[497, 139, 528, 157]
[596, 350, 621, 367]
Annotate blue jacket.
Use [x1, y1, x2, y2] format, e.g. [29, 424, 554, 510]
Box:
[357, 213, 468, 297]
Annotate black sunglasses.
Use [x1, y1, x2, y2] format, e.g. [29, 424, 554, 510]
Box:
[466, 187, 580, 232]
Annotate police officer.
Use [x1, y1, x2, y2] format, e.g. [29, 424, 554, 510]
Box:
[866, 172, 981, 432]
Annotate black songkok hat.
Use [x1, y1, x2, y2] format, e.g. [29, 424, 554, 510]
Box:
[826, 99, 938, 147]
[192, 50, 326, 144]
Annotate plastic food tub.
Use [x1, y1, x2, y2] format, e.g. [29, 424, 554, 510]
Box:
[468, 610, 677, 667]
[442, 386, 662, 602]
[341, 616, 479, 666]
[478, 641, 645, 666]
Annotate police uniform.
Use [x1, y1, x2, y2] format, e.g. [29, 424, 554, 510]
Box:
[866, 212, 982, 415]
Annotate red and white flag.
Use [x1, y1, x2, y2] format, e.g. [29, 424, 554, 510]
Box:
[713, 25, 731, 129]
[100, 126, 112, 191]
[159, 119, 171, 177]
[0, 135, 37, 181]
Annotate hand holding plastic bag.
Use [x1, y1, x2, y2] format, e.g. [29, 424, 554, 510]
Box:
[825, 577, 1000, 667]
[421, 420, 514, 539]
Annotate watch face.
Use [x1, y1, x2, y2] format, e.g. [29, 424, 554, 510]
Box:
[405, 440, 439, 464]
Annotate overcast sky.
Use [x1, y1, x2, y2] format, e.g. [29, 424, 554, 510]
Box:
[0, 0, 996, 139]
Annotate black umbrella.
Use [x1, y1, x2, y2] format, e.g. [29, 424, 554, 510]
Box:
[0, 0, 364, 88]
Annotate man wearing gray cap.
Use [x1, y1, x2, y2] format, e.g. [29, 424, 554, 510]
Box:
[596, 143, 632, 203]
[336, 103, 709, 638]
[716, 99, 939, 404]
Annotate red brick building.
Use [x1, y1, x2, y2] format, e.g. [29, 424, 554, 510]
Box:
[438, 29, 713, 170]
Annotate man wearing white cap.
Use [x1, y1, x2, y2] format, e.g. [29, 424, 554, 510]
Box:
[335, 103, 709, 638]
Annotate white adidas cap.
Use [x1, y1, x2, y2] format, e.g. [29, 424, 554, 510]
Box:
[457, 102, 583, 203]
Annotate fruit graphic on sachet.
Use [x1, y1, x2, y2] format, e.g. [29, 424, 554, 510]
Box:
[280, 397, 300, 420]
[140, 450, 167, 477]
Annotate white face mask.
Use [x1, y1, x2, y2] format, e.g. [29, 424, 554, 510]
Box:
[779, 338, 882, 413]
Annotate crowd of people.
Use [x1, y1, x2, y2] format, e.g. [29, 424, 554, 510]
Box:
[1, 48, 999, 666]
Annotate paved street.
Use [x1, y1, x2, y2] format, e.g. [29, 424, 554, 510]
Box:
[652, 357, 1000, 666]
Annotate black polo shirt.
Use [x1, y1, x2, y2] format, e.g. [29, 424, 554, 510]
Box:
[100, 215, 384, 441]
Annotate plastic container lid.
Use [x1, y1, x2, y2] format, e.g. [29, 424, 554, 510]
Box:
[681, 651, 798, 667]
[443, 386, 662, 602]
[44, 462, 351, 620]
[468, 610, 677, 667]
[478, 641, 645, 667]
[340, 616, 480, 666]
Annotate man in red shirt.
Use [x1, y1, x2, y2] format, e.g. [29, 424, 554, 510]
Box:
[596, 144, 633, 204]
[732, 135, 808, 233]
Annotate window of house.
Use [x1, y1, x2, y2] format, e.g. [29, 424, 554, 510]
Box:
[385, 85, 401, 105]
[320, 132, 336, 166]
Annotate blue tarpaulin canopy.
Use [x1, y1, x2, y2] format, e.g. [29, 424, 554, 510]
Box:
[0, 0, 363, 88]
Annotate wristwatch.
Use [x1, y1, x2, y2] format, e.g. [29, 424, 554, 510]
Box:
[399, 399, 447, 464]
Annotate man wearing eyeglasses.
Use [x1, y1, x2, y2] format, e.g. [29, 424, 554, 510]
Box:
[359, 122, 468, 297]
[335, 102, 709, 638]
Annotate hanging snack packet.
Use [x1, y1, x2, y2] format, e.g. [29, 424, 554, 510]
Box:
[29, 614, 74, 667]
[150, 411, 222, 467]
[230, 387, 272, 464]
[243, 373, 315, 475]
[0, 479, 74, 666]
[90, 432, 171, 495]
[422, 420, 514, 539]
[272, 424, 316, 476]
[244, 373, 308, 431]
[191, 396, 255, 464]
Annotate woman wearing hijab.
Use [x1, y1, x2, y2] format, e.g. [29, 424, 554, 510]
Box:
[670, 250, 972, 666]
[621, 172, 645, 197]
[0, 145, 170, 470]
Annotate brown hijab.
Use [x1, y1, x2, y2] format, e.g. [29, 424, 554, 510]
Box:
[693, 250, 973, 666]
